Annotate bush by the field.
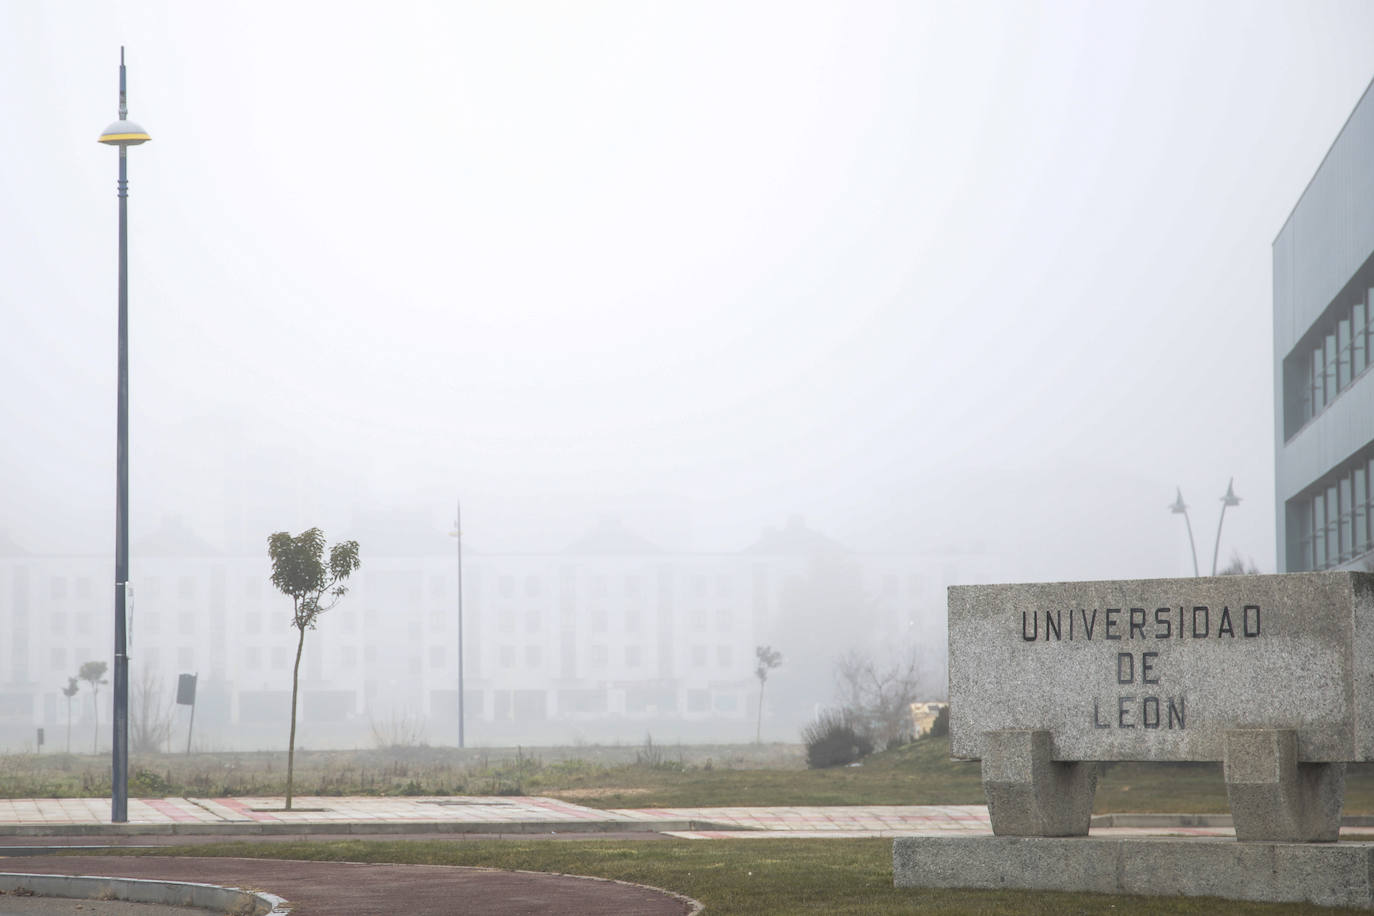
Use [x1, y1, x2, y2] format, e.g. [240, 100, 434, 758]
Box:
[927, 704, 948, 738]
[802, 710, 873, 768]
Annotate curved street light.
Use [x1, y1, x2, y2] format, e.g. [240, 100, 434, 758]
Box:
[1169, 479, 1243, 578]
[1169, 488, 1199, 577]
[1210, 478, 1243, 577]
[98, 47, 150, 825]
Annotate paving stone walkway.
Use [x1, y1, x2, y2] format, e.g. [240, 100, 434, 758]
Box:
[0, 795, 1219, 838]
[5, 794, 1374, 841]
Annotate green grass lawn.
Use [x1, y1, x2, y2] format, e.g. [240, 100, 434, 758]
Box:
[102, 837, 1372, 915]
[537, 739, 1374, 815]
[37, 737, 1374, 913]
[9, 736, 1374, 815]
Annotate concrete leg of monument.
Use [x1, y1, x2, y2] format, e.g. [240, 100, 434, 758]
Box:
[1223, 729, 1345, 843]
[981, 729, 1098, 837]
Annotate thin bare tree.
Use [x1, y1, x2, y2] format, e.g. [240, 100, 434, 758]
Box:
[61, 677, 80, 754]
[754, 645, 782, 743]
[78, 661, 108, 754]
[131, 668, 175, 754]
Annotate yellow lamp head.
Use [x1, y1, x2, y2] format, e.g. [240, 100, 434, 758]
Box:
[99, 119, 150, 146]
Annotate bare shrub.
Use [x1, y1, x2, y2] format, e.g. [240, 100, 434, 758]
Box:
[927, 703, 949, 738]
[802, 709, 872, 768]
[131, 668, 175, 754]
[634, 733, 684, 771]
[368, 710, 428, 749]
[834, 647, 926, 749]
[1217, 550, 1260, 575]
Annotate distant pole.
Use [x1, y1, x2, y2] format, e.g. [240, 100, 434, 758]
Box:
[177, 672, 199, 755]
[1211, 478, 1243, 576]
[185, 698, 196, 755]
[98, 47, 151, 825]
[456, 501, 465, 748]
[1169, 488, 1199, 577]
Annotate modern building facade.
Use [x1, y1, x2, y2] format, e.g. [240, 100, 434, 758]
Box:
[1275, 77, 1374, 572]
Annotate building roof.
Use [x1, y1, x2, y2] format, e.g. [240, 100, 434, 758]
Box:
[134, 517, 221, 557]
[0, 532, 28, 556]
[742, 516, 850, 556]
[563, 517, 664, 556]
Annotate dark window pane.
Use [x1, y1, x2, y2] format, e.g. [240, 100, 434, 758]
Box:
[1315, 492, 1327, 569]
[1326, 334, 1339, 403]
[1355, 304, 1367, 376]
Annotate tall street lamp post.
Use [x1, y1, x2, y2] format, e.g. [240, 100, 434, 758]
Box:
[1210, 478, 1243, 577]
[1168, 488, 1198, 578]
[448, 501, 465, 748]
[98, 47, 150, 824]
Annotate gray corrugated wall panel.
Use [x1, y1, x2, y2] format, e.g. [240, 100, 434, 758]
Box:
[1273, 79, 1374, 357]
[1274, 230, 1293, 568]
[1273, 76, 1374, 571]
[1277, 373, 1374, 502]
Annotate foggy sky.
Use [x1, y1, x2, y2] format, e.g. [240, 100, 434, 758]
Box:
[5, 1, 1374, 579]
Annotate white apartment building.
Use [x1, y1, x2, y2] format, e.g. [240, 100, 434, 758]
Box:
[0, 517, 986, 750]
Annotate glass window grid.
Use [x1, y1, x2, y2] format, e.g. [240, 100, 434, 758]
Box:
[1285, 288, 1374, 439]
[1356, 304, 1368, 376]
[1326, 486, 1340, 564]
[1341, 478, 1355, 563]
[1295, 449, 1374, 571]
[1357, 467, 1370, 556]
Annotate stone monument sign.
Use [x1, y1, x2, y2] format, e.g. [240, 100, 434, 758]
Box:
[946, 571, 1372, 841]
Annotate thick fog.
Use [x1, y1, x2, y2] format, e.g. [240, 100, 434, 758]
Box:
[4, 1, 1374, 747]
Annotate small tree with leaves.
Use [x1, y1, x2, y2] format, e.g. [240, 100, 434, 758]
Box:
[268, 528, 361, 809]
[61, 677, 80, 753]
[754, 645, 783, 743]
[78, 661, 108, 754]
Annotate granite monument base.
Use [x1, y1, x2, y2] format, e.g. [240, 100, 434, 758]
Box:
[893, 835, 1374, 909]
[1224, 728, 1346, 842]
[982, 729, 1098, 836]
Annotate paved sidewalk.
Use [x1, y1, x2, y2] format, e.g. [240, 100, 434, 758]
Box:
[0, 796, 613, 829]
[0, 795, 1225, 839]
[4, 795, 1373, 841]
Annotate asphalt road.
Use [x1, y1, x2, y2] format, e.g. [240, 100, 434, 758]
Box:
[2, 855, 697, 915]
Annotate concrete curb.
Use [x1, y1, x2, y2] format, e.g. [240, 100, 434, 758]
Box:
[502, 867, 705, 916]
[0, 872, 290, 914]
[1090, 813, 1235, 828]
[894, 836, 1374, 909]
[0, 819, 748, 838]
[1091, 812, 1374, 828]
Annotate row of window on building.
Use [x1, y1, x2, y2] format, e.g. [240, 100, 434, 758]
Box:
[35, 567, 931, 608]
[492, 643, 737, 670]
[28, 569, 745, 608]
[47, 641, 748, 679]
[235, 642, 743, 672]
[482, 687, 742, 719]
[1284, 285, 1374, 438]
[1288, 448, 1374, 570]
[46, 604, 738, 641]
[49, 646, 199, 673]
